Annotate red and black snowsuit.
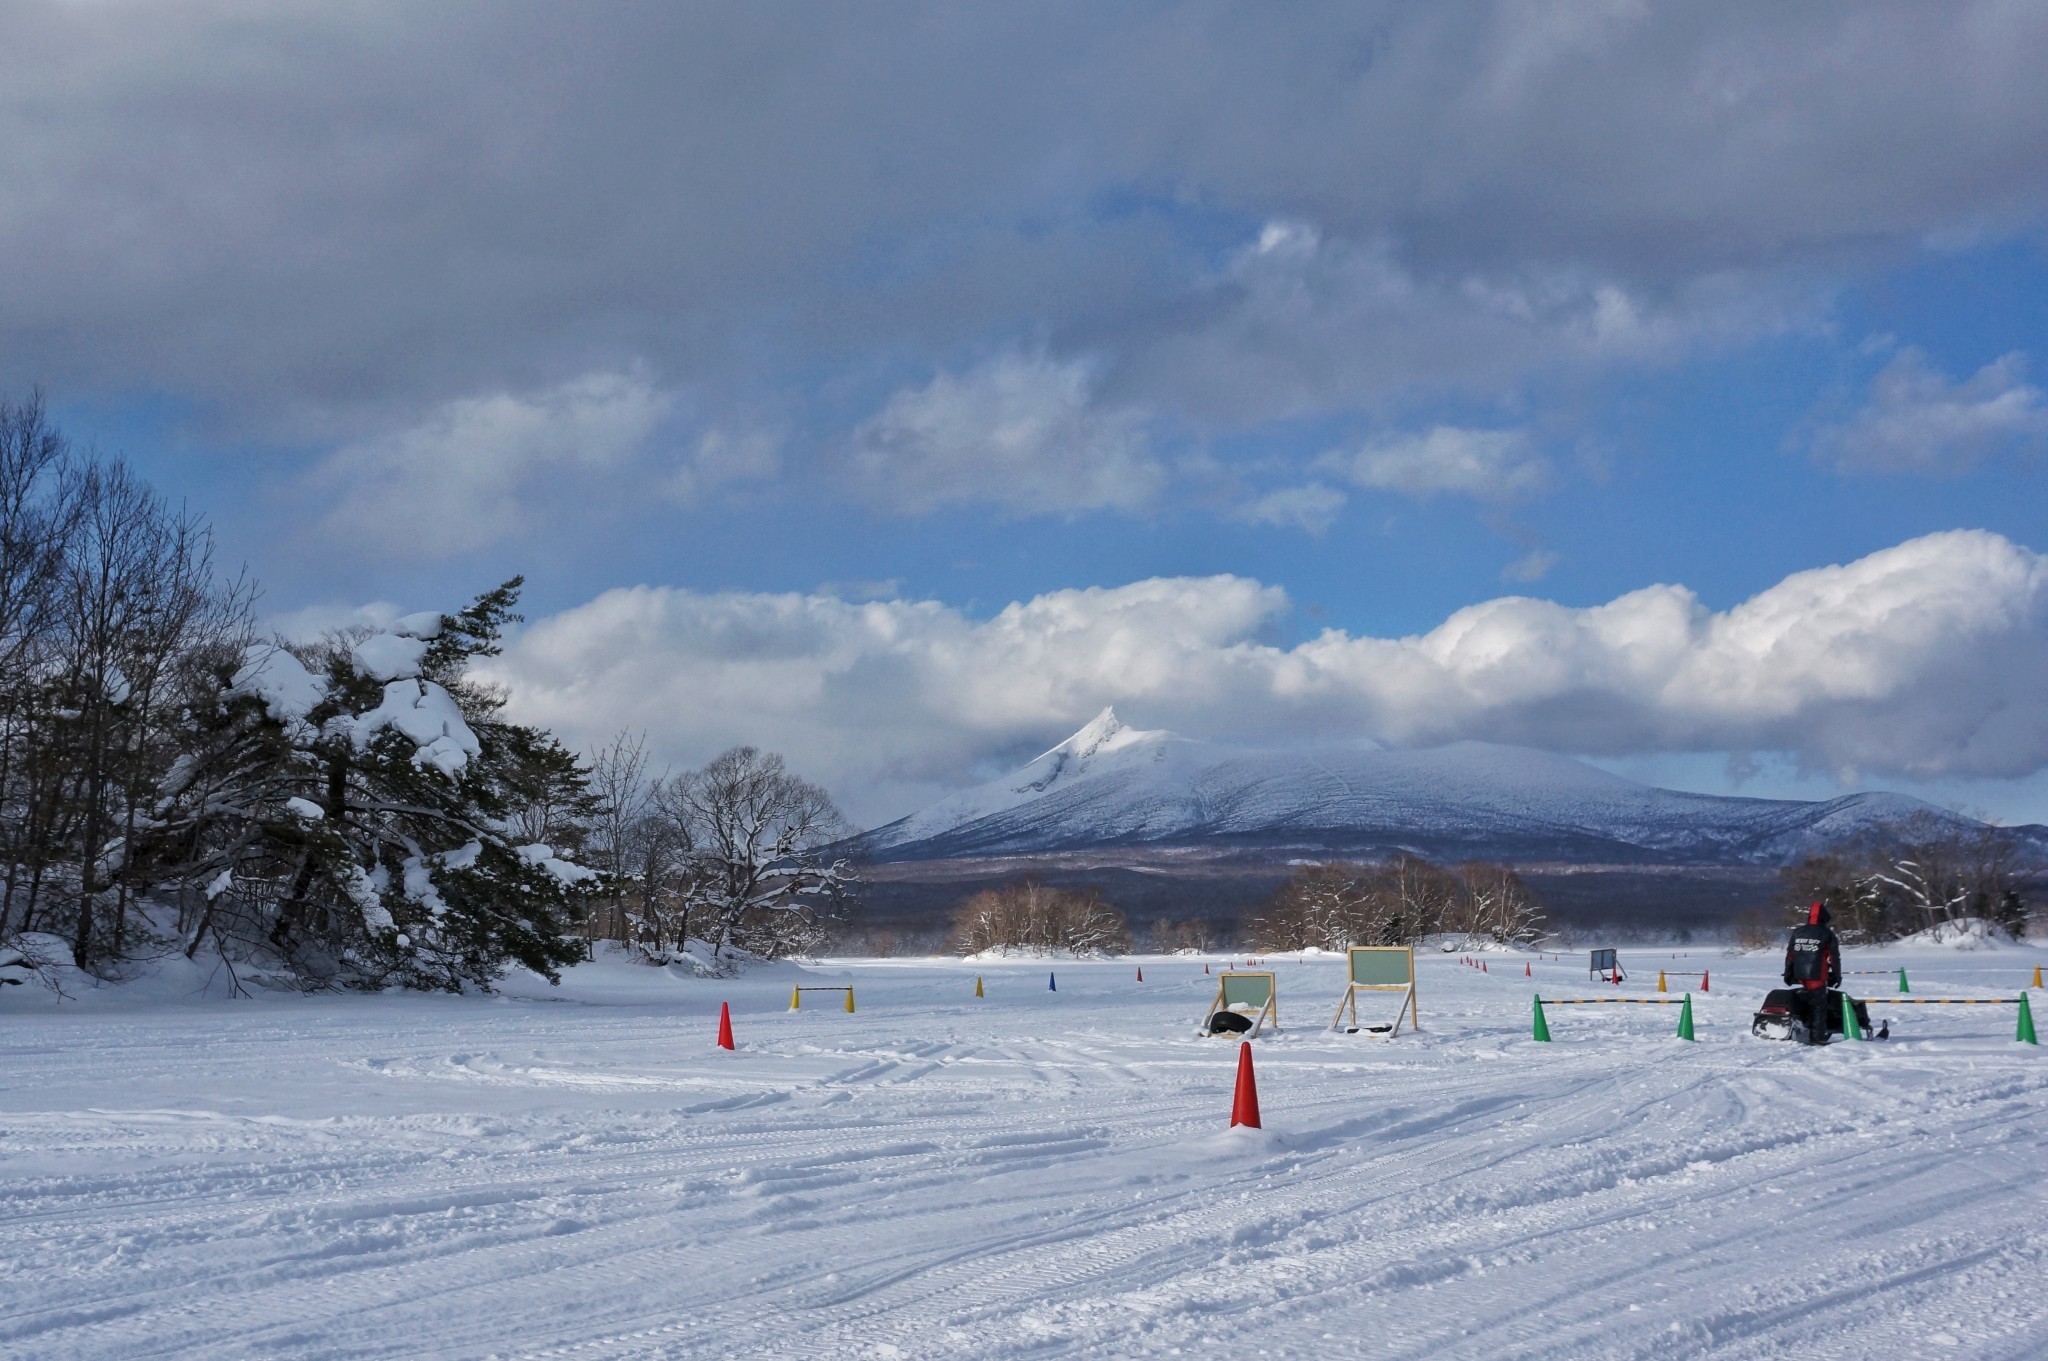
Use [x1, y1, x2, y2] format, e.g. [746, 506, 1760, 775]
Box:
[1783, 902, 1842, 1044]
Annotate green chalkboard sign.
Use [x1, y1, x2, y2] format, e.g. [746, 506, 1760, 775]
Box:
[1220, 973, 1273, 1007]
[1349, 947, 1414, 986]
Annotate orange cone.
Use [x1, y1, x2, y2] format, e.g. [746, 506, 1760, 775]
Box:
[1701, 969, 1710, 994]
[1229, 1040, 1262, 1129]
[715, 1002, 735, 1050]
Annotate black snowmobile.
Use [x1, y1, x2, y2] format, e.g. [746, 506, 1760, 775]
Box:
[1750, 988, 1882, 1043]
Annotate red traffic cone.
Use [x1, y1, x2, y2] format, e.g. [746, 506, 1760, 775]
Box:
[1204, 963, 1211, 974]
[715, 1001, 735, 1050]
[1136, 966, 1144, 982]
[1524, 962, 1532, 977]
[1483, 961, 1489, 973]
[1701, 970, 1710, 994]
[1611, 968, 1621, 986]
[1229, 1040, 1262, 1129]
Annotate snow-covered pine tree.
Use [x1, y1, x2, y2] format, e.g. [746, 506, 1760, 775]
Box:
[173, 578, 596, 990]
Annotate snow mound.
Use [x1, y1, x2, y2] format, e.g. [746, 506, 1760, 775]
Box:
[230, 646, 326, 722]
[352, 632, 430, 681]
[352, 679, 480, 777]
[1894, 918, 2019, 950]
[517, 843, 598, 886]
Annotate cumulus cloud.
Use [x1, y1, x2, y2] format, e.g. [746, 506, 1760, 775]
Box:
[479, 528, 2048, 824]
[1812, 348, 2048, 473]
[848, 354, 1164, 515]
[1334, 426, 1550, 501]
[306, 371, 668, 557]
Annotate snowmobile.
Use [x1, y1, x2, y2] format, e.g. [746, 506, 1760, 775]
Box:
[1750, 988, 1884, 1042]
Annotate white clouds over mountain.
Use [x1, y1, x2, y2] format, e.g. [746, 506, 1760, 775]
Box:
[479, 529, 2048, 825]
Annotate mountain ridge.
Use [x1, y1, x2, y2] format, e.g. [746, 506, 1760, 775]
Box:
[858, 709, 2044, 867]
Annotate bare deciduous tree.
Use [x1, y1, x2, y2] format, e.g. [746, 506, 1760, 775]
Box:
[672, 746, 858, 966]
[949, 880, 1130, 956]
[1250, 856, 1546, 951]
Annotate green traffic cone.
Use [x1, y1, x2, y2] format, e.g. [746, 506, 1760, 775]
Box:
[1898, 966, 1909, 994]
[1676, 993, 1695, 1041]
[2019, 992, 2039, 1046]
[1532, 993, 1552, 1042]
[1840, 991, 1863, 1041]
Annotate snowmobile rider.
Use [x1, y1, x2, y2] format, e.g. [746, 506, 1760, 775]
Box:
[1783, 901, 1842, 1045]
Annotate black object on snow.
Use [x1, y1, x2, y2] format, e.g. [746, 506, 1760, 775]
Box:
[1751, 987, 1870, 1043]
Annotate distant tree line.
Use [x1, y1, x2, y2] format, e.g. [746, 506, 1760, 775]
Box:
[1249, 856, 1545, 952]
[1748, 812, 2033, 947]
[0, 394, 856, 990]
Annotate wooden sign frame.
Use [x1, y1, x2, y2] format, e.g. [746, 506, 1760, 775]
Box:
[1203, 970, 1278, 1038]
[1330, 945, 1419, 1036]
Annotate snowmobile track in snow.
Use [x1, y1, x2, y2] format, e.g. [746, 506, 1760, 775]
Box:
[4, 948, 2047, 1359]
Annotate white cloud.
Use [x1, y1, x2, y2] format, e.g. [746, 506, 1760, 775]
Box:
[307, 370, 669, 558]
[1335, 426, 1550, 500]
[479, 529, 2048, 825]
[671, 427, 781, 504]
[1229, 483, 1348, 533]
[1501, 549, 1560, 583]
[1813, 347, 2048, 473]
[848, 354, 1165, 515]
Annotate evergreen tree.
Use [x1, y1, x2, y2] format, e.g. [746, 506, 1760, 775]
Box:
[174, 578, 596, 990]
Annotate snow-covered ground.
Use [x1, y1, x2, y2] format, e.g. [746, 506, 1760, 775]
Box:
[5, 943, 2047, 1359]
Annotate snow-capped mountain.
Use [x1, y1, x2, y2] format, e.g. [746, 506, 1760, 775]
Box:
[859, 709, 2022, 866]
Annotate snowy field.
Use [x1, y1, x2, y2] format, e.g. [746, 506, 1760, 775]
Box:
[5, 942, 2048, 1360]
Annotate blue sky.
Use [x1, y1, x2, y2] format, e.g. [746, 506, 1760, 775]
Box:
[7, 3, 2048, 827]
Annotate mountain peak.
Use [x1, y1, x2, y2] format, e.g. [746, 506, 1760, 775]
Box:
[1018, 707, 1163, 794]
[1046, 706, 1127, 760]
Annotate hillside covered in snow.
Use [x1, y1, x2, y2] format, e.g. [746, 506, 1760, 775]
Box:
[860, 709, 2034, 867]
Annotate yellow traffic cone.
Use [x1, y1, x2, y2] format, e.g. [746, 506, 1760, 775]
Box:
[1658, 970, 1667, 993]
[975, 975, 984, 998]
[790, 986, 801, 1010]
[845, 986, 856, 1013]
